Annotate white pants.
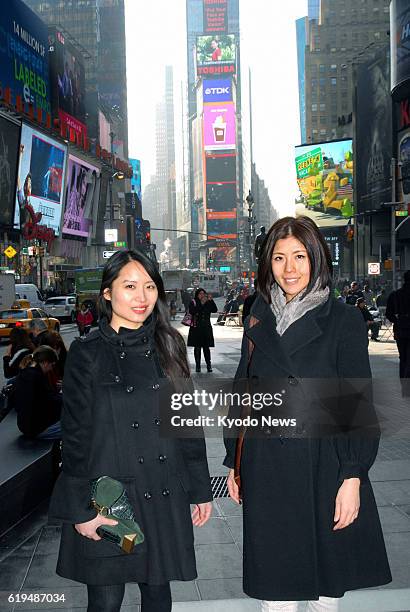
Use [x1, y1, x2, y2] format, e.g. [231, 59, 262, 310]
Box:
[261, 596, 339, 612]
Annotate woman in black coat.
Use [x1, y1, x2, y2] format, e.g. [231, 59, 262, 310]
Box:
[224, 216, 391, 611]
[49, 250, 213, 612]
[3, 327, 34, 379]
[187, 288, 218, 372]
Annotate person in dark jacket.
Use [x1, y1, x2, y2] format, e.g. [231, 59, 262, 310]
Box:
[355, 296, 380, 341]
[48, 250, 212, 612]
[225, 216, 391, 610]
[29, 318, 49, 347]
[345, 281, 364, 305]
[10, 345, 62, 439]
[386, 270, 410, 396]
[187, 288, 218, 372]
[3, 327, 34, 379]
[241, 279, 258, 323]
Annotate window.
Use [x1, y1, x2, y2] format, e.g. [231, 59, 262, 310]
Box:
[374, 32, 381, 39]
[330, 64, 337, 71]
[331, 115, 338, 123]
[342, 90, 348, 98]
[31, 309, 41, 318]
[312, 103, 318, 111]
[311, 78, 318, 88]
[320, 116, 327, 123]
[320, 103, 326, 110]
[331, 77, 337, 85]
[331, 47, 337, 53]
[311, 116, 318, 125]
[319, 64, 326, 72]
[320, 129, 327, 136]
[319, 78, 326, 87]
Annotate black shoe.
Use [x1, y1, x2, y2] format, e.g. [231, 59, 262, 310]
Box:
[207, 365, 213, 372]
[195, 366, 201, 373]
[371, 337, 380, 342]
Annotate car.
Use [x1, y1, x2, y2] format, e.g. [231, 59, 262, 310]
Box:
[44, 296, 77, 322]
[0, 308, 60, 341]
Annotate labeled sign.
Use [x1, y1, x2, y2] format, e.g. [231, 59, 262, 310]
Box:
[203, 103, 236, 151]
[203, 0, 227, 34]
[368, 262, 381, 275]
[105, 228, 118, 242]
[103, 250, 116, 259]
[203, 79, 232, 103]
[4, 246, 17, 259]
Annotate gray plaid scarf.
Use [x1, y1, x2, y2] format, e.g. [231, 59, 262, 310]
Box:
[270, 281, 330, 336]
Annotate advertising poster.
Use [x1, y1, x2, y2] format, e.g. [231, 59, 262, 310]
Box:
[356, 47, 391, 213]
[398, 129, 410, 212]
[206, 182, 236, 212]
[295, 139, 354, 228]
[203, 0, 228, 34]
[63, 154, 100, 238]
[203, 78, 232, 104]
[196, 35, 236, 76]
[206, 153, 236, 182]
[390, 0, 410, 93]
[0, 0, 50, 116]
[207, 214, 237, 239]
[0, 116, 20, 227]
[15, 123, 67, 236]
[203, 103, 236, 151]
[129, 158, 142, 202]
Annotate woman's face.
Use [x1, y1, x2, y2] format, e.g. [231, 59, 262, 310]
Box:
[271, 235, 311, 302]
[197, 290, 206, 301]
[104, 260, 158, 331]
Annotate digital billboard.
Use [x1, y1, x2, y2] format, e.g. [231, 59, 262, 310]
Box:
[390, 0, 410, 93]
[203, 79, 232, 104]
[204, 103, 236, 151]
[196, 35, 236, 76]
[0, 116, 20, 227]
[15, 123, 67, 237]
[203, 0, 228, 34]
[0, 0, 50, 116]
[129, 158, 142, 203]
[207, 214, 237, 239]
[295, 139, 354, 227]
[206, 153, 236, 182]
[206, 182, 236, 212]
[63, 154, 100, 238]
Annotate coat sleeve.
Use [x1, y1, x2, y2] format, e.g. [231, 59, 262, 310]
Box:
[48, 339, 97, 524]
[335, 306, 379, 482]
[209, 299, 218, 313]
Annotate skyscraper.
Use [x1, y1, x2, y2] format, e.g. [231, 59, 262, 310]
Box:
[23, 0, 128, 156]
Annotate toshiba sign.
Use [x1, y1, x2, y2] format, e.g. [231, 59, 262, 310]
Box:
[203, 78, 232, 103]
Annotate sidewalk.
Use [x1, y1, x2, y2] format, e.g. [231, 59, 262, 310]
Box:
[0, 318, 409, 612]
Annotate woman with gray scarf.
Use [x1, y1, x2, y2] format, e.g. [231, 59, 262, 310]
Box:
[224, 216, 391, 611]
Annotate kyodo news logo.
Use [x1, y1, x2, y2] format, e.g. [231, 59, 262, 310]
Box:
[203, 79, 232, 103]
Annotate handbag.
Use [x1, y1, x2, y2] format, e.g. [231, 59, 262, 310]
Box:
[181, 300, 197, 327]
[90, 476, 144, 553]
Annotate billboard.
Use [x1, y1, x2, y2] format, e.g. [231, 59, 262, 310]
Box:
[207, 214, 237, 239]
[203, 0, 228, 34]
[0, 0, 50, 116]
[203, 78, 232, 104]
[206, 153, 236, 182]
[355, 47, 392, 213]
[390, 0, 410, 93]
[63, 154, 100, 238]
[204, 103, 236, 151]
[0, 116, 20, 227]
[295, 139, 354, 227]
[206, 182, 236, 212]
[15, 123, 67, 237]
[196, 35, 236, 76]
[129, 158, 142, 203]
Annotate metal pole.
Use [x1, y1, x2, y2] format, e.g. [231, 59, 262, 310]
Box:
[391, 158, 397, 291]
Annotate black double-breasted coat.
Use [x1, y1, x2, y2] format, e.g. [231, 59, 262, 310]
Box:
[224, 294, 392, 601]
[187, 299, 218, 347]
[49, 316, 212, 586]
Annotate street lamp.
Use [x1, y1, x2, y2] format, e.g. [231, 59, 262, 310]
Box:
[246, 190, 255, 274]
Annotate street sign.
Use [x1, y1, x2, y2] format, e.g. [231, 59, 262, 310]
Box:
[105, 229, 118, 243]
[368, 262, 381, 275]
[114, 241, 126, 247]
[103, 251, 116, 259]
[4, 246, 17, 259]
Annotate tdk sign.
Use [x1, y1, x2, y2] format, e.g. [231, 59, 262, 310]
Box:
[203, 79, 232, 103]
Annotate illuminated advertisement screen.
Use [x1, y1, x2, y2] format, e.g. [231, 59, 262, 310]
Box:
[207, 214, 237, 239]
[196, 35, 236, 76]
[0, 116, 20, 227]
[129, 158, 142, 202]
[203, 0, 227, 34]
[0, 0, 50, 117]
[206, 153, 236, 182]
[295, 139, 354, 227]
[203, 79, 232, 104]
[15, 123, 67, 235]
[206, 182, 236, 212]
[63, 154, 99, 238]
[204, 103, 236, 151]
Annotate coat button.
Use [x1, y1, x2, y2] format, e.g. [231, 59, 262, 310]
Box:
[119, 351, 126, 359]
[126, 386, 134, 393]
[154, 418, 161, 426]
[159, 454, 167, 462]
[114, 375, 121, 383]
[144, 491, 152, 500]
[131, 421, 139, 429]
[138, 456, 144, 464]
[142, 337, 149, 344]
[145, 349, 152, 358]
[162, 488, 170, 496]
[288, 375, 298, 386]
[152, 383, 160, 390]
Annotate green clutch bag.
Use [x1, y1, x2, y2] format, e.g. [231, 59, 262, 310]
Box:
[90, 476, 145, 553]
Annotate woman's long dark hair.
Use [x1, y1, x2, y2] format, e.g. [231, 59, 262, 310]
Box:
[9, 327, 35, 357]
[97, 250, 190, 383]
[257, 216, 333, 303]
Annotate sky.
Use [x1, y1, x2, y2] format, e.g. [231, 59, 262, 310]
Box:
[125, 0, 307, 217]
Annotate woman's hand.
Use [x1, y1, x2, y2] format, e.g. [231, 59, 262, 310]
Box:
[191, 502, 212, 526]
[5, 344, 12, 357]
[227, 469, 241, 504]
[333, 478, 360, 530]
[75, 514, 118, 541]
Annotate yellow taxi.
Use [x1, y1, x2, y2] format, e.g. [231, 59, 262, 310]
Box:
[0, 307, 60, 340]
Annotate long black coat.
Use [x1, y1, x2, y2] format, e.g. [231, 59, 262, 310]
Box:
[187, 299, 217, 347]
[224, 294, 391, 600]
[49, 316, 212, 586]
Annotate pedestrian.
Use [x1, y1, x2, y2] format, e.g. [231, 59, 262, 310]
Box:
[224, 215, 391, 610]
[386, 270, 410, 396]
[362, 284, 374, 307]
[29, 318, 49, 346]
[39, 329, 67, 380]
[169, 298, 177, 321]
[345, 281, 364, 305]
[48, 249, 212, 612]
[187, 288, 218, 372]
[356, 297, 380, 341]
[3, 327, 35, 379]
[242, 280, 258, 323]
[376, 288, 388, 323]
[76, 302, 93, 337]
